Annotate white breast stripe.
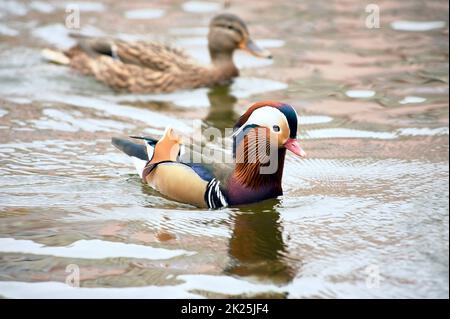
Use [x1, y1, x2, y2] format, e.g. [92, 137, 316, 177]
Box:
[207, 180, 214, 208]
[205, 178, 228, 209]
[219, 188, 228, 207]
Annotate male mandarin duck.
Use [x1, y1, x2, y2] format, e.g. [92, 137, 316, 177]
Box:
[42, 13, 272, 93]
[112, 101, 306, 208]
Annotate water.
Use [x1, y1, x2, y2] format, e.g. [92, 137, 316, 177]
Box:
[124, 9, 166, 20]
[182, 1, 222, 13]
[0, 0, 448, 299]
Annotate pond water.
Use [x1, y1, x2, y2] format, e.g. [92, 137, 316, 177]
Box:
[0, 0, 448, 298]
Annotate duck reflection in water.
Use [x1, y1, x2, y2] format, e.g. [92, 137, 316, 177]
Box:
[225, 199, 298, 284]
[121, 82, 239, 133]
[204, 84, 239, 132]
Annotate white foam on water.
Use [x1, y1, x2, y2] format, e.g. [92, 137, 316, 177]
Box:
[178, 274, 282, 295]
[31, 109, 134, 133]
[0, 237, 195, 260]
[255, 39, 286, 48]
[30, 1, 55, 13]
[299, 115, 333, 125]
[399, 96, 426, 104]
[176, 37, 208, 47]
[0, 24, 19, 37]
[390, 20, 446, 31]
[5, 97, 32, 104]
[0, 281, 202, 299]
[303, 128, 396, 140]
[0, 274, 282, 299]
[32, 119, 76, 132]
[0, 0, 28, 16]
[0, 139, 95, 152]
[124, 8, 165, 20]
[35, 93, 192, 133]
[55, 1, 106, 12]
[345, 90, 376, 98]
[143, 127, 166, 136]
[170, 27, 209, 36]
[182, 1, 221, 13]
[303, 127, 449, 140]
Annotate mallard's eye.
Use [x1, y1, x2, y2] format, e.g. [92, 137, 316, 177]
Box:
[273, 125, 281, 132]
[227, 25, 233, 30]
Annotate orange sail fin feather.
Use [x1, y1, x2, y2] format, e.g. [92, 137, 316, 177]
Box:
[149, 128, 182, 164]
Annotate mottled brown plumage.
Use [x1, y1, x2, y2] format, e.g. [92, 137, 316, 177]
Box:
[45, 13, 272, 93]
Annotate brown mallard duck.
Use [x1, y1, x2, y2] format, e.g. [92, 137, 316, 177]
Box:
[42, 13, 272, 93]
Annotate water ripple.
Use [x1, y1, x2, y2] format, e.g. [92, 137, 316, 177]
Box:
[0, 238, 194, 260]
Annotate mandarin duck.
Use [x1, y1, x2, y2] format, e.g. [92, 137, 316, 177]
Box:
[42, 13, 272, 93]
[112, 101, 306, 208]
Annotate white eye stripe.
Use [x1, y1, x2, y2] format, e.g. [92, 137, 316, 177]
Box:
[241, 107, 289, 135]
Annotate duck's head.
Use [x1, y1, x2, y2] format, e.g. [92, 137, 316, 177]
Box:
[233, 101, 306, 158]
[228, 101, 305, 205]
[208, 13, 272, 64]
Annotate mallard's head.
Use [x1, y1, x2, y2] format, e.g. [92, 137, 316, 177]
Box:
[208, 13, 272, 63]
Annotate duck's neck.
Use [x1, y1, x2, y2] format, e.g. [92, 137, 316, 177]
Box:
[226, 149, 286, 206]
[209, 50, 239, 83]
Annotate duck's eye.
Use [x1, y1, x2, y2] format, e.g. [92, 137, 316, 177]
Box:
[273, 125, 281, 132]
[227, 25, 234, 30]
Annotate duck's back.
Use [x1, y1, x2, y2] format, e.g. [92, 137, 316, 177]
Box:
[112, 41, 195, 71]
